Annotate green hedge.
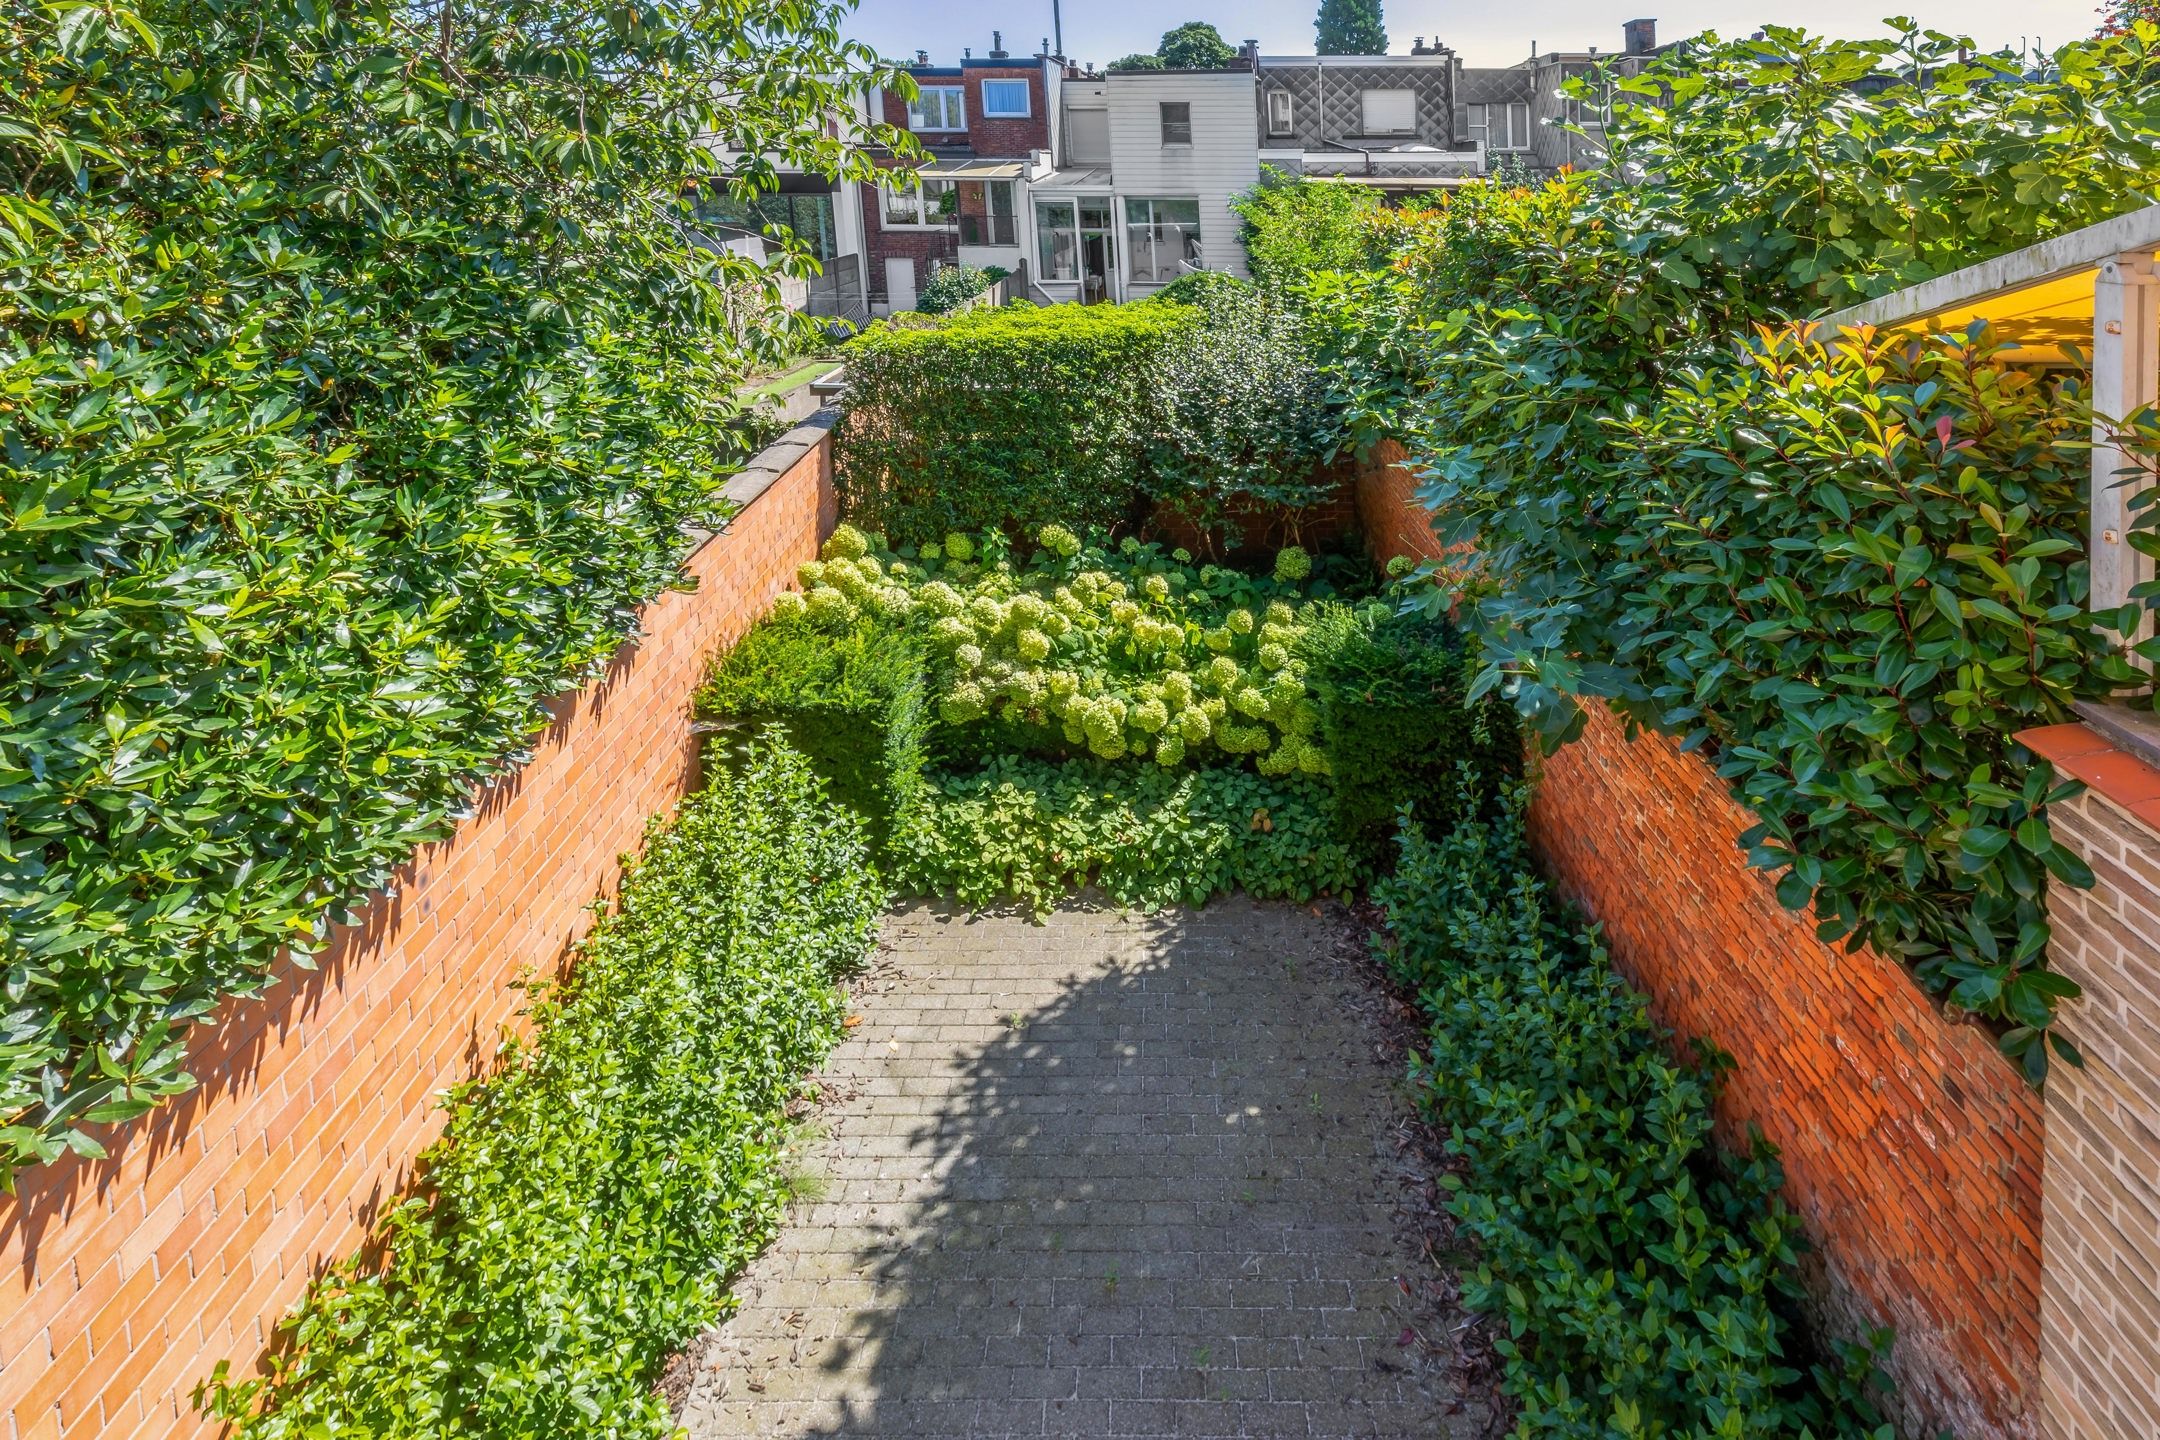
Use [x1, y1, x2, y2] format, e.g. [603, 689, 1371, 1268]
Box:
[0, 0, 907, 1172]
[1375, 776, 1893, 1439]
[835, 303, 1200, 544]
[200, 737, 887, 1439]
[886, 756, 1363, 917]
[697, 615, 930, 845]
[1304, 603, 1520, 848]
[1273, 21, 2160, 1068]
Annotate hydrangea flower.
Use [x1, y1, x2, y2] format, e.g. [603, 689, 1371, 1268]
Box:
[1258, 643, 1289, 672]
[822, 524, 870, 561]
[1038, 524, 1082, 559]
[1385, 553, 1416, 578]
[1272, 546, 1311, 582]
[955, 643, 984, 670]
[1133, 698, 1170, 734]
[1017, 629, 1052, 662]
[796, 560, 827, 588]
[1227, 608, 1255, 636]
[1172, 548, 1194, 565]
[932, 615, 976, 649]
[944, 533, 976, 562]
[770, 590, 807, 619]
[805, 587, 857, 627]
[939, 681, 987, 725]
[1155, 735, 1187, 766]
[1177, 707, 1212, 743]
[921, 541, 943, 561]
[1142, 574, 1171, 603]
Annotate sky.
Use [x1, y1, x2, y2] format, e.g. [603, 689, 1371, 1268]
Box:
[843, 0, 2096, 71]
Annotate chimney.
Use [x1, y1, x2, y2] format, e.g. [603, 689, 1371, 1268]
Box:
[1237, 38, 1259, 69]
[989, 31, 1009, 59]
[915, 49, 929, 64]
[963, 46, 972, 58]
[1622, 18, 1657, 55]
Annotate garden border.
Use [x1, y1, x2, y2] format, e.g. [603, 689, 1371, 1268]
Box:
[0, 417, 839, 1440]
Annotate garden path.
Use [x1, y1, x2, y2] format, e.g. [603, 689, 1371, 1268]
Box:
[673, 897, 1488, 1439]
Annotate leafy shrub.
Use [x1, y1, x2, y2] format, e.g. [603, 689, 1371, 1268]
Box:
[1143, 275, 1338, 527]
[698, 615, 930, 845]
[199, 737, 887, 1438]
[888, 757, 1362, 917]
[1303, 603, 1520, 848]
[915, 263, 1005, 315]
[1274, 22, 2160, 1063]
[835, 303, 1200, 544]
[791, 525, 1341, 772]
[1233, 166, 1389, 293]
[1376, 776, 1892, 1439]
[0, 0, 907, 1171]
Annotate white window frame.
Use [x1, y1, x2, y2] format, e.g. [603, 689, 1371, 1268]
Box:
[1124, 196, 1202, 284]
[1467, 102, 1532, 151]
[1266, 90, 1295, 137]
[980, 79, 1030, 118]
[1360, 88, 1414, 135]
[1035, 198, 1080, 281]
[879, 177, 955, 229]
[1159, 101, 1192, 147]
[907, 86, 966, 132]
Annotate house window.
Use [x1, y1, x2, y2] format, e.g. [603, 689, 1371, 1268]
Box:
[880, 177, 955, 227]
[980, 79, 1030, 117]
[1036, 199, 1079, 280]
[961, 179, 1018, 246]
[1125, 196, 1201, 283]
[1466, 101, 1532, 150]
[1266, 90, 1295, 137]
[907, 86, 965, 131]
[1160, 102, 1192, 146]
[1360, 88, 1414, 134]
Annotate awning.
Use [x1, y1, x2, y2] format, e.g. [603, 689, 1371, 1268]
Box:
[915, 159, 1025, 180]
[1811, 203, 2160, 625]
[1814, 203, 2160, 367]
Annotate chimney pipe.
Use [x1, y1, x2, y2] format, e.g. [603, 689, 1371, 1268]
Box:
[916, 49, 929, 64]
[1622, 18, 1657, 55]
[990, 30, 1008, 59]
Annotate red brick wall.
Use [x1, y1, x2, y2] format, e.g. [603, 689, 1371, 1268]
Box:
[1351, 440, 1451, 566]
[0, 430, 839, 1440]
[1357, 445, 2043, 1440]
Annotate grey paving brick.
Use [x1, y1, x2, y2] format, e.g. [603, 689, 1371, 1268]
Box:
[675, 898, 1484, 1439]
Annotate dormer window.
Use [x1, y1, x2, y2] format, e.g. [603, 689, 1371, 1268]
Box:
[908, 86, 965, 131]
[1266, 90, 1295, 136]
[1360, 88, 1414, 135]
[980, 79, 1030, 117]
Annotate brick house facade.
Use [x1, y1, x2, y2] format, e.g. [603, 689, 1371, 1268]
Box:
[861, 52, 1057, 311]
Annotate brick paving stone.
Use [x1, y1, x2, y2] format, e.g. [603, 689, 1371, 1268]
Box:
[675, 897, 1485, 1440]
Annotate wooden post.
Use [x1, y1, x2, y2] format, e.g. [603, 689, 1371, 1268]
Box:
[2092, 251, 2160, 668]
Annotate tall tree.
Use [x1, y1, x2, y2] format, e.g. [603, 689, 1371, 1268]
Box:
[1159, 21, 1238, 67]
[1315, 0, 1387, 54]
[1111, 20, 1237, 69]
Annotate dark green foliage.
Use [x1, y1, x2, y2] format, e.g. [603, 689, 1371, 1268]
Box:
[697, 615, 930, 845]
[1110, 21, 1235, 70]
[887, 757, 1363, 917]
[1156, 21, 1238, 68]
[835, 303, 1201, 544]
[1144, 276, 1337, 525]
[199, 738, 888, 1439]
[915, 263, 1007, 315]
[1375, 776, 1893, 1439]
[0, 0, 909, 1173]
[1314, 0, 1386, 56]
[1304, 603, 1519, 847]
[1274, 22, 2160, 1062]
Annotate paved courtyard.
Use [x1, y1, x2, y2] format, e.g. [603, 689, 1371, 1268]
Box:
[674, 897, 1484, 1439]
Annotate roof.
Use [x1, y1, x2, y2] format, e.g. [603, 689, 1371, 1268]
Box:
[1813, 203, 2160, 364]
[1032, 165, 1114, 190]
[914, 158, 1027, 179]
